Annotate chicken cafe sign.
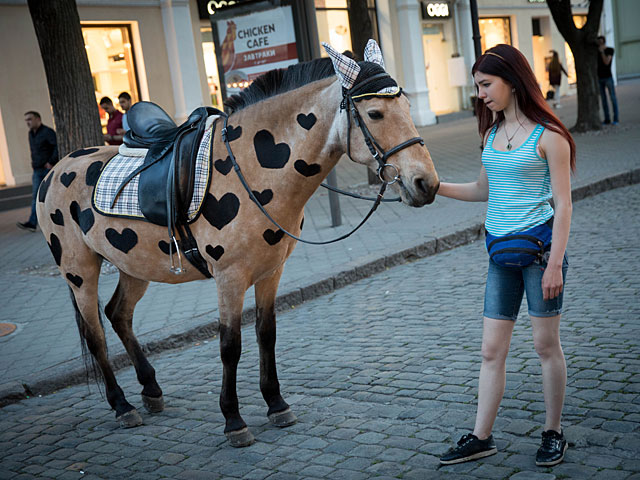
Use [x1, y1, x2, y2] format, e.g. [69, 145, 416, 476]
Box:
[421, 1, 451, 19]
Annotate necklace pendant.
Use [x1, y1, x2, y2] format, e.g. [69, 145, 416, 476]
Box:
[506, 142, 512, 150]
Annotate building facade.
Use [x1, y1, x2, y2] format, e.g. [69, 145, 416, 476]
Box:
[0, 0, 634, 188]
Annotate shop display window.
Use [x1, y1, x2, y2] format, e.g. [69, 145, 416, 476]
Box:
[479, 17, 512, 53]
[82, 25, 139, 126]
[564, 15, 586, 85]
[201, 27, 223, 107]
[315, 0, 378, 56]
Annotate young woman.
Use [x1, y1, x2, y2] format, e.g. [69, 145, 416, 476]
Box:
[547, 50, 568, 109]
[438, 44, 575, 467]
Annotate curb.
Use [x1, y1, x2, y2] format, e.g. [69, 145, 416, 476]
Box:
[1, 168, 639, 407]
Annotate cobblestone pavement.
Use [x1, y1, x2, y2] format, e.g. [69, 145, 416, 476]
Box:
[1, 79, 639, 400]
[1, 180, 638, 479]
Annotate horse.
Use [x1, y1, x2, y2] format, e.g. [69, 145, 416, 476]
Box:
[36, 40, 440, 447]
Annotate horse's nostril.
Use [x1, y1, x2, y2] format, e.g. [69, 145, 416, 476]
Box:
[415, 178, 429, 195]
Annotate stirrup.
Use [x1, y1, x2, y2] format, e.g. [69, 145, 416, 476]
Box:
[168, 235, 185, 274]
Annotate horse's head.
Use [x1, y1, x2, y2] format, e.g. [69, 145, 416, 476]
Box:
[324, 41, 440, 207]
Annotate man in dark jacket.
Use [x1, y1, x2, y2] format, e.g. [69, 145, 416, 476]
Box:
[17, 111, 58, 232]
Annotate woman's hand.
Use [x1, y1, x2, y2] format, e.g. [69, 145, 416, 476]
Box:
[541, 264, 563, 300]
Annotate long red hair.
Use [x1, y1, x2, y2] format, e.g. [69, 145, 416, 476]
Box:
[472, 44, 576, 171]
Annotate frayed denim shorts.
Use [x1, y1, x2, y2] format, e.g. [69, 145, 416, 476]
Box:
[483, 254, 568, 321]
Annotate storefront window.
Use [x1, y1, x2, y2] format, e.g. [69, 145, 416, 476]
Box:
[82, 25, 140, 130]
[565, 15, 586, 85]
[201, 27, 223, 107]
[479, 17, 512, 53]
[315, 0, 378, 56]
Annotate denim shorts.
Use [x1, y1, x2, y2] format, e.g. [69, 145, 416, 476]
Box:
[483, 254, 568, 321]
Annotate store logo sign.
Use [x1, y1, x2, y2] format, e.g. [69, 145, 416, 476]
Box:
[421, 1, 451, 19]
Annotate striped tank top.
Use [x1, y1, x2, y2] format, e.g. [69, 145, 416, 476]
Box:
[482, 123, 554, 236]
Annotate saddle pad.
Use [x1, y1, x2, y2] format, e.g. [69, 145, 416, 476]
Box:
[93, 123, 213, 222]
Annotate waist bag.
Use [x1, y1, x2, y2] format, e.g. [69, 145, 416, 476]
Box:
[485, 219, 553, 268]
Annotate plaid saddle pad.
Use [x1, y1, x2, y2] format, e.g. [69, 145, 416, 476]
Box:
[93, 122, 213, 222]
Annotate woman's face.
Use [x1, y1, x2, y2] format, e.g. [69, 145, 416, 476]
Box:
[474, 71, 513, 112]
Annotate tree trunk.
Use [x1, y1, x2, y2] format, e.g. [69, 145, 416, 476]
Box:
[348, 0, 372, 61]
[348, 0, 380, 184]
[28, 0, 104, 158]
[572, 46, 601, 132]
[546, 0, 603, 133]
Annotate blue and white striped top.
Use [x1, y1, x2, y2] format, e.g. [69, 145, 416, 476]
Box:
[482, 123, 554, 236]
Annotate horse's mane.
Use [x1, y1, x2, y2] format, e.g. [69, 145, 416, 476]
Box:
[224, 57, 397, 113]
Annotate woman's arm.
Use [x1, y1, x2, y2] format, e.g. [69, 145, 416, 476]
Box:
[437, 166, 489, 202]
[539, 129, 572, 300]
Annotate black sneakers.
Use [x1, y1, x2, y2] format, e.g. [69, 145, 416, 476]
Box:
[536, 429, 567, 466]
[440, 433, 497, 465]
[17, 221, 37, 232]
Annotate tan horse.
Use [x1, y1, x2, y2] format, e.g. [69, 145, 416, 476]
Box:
[36, 41, 439, 447]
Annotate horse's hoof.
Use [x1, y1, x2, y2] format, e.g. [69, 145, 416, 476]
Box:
[116, 408, 143, 428]
[141, 394, 164, 413]
[225, 427, 255, 447]
[268, 408, 297, 428]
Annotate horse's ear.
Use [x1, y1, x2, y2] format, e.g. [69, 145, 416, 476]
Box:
[322, 42, 361, 90]
[364, 39, 385, 69]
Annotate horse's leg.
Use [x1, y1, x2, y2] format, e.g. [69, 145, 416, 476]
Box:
[105, 272, 164, 413]
[67, 253, 143, 428]
[254, 266, 297, 428]
[217, 277, 254, 447]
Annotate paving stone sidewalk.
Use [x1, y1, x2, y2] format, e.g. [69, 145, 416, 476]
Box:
[0, 79, 639, 405]
[1, 179, 638, 480]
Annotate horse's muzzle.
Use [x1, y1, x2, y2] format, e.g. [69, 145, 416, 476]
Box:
[407, 176, 439, 206]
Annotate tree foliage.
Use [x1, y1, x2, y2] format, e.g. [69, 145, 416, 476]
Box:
[28, 0, 103, 157]
[546, 0, 604, 132]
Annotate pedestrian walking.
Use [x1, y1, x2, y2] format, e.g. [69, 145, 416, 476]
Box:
[117, 91, 133, 133]
[436, 44, 576, 467]
[17, 111, 58, 232]
[99, 96, 124, 145]
[597, 35, 619, 125]
[547, 50, 567, 109]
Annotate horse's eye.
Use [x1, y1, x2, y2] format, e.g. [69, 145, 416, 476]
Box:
[367, 110, 383, 120]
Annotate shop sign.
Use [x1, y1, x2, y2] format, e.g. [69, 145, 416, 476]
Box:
[421, 1, 451, 19]
[198, 0, 261, 19]
[217, 5, 298, 91]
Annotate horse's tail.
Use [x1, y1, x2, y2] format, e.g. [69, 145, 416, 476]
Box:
[68, 287, 107, 391]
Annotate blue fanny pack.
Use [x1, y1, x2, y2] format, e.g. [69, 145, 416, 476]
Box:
[485, 219, 553, 268]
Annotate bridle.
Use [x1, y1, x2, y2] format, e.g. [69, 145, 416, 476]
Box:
[341, 72, 425, 185]
[221, 73, 427, 245]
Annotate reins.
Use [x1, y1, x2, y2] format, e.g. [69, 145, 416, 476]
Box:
[221, 74, 425, 245]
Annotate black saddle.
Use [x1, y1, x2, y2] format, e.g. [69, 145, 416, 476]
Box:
[116, 101, 222, 278]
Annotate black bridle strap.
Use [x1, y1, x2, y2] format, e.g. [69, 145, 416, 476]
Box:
[319, 181, 401, 202]
[221, 114, 389, 245]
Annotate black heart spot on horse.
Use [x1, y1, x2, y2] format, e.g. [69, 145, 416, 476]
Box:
[206, 244, 225, 261]
[105, 228, 138, 254]
[70, 201, 95, 235]
[38, 173, 53, 203]
[251, 189, 273, 206]
[214, 156, 233, 175]
[50, 209, 64, 226]
[226, 125, 242, 142]
[294, 159, 321, 177]
[158, 240, 171, 255]
[254, 130, 290, 169]
[85, 161, 104, 187]
[69, 148, 99, 158]
[263, 228, 285, 246]
[66, 273, 84, 288]
[202, 193, 240, 230]
[296, 113, 317, 131]
[60, 172, 77, 188]
[48, 233, 62, 266]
